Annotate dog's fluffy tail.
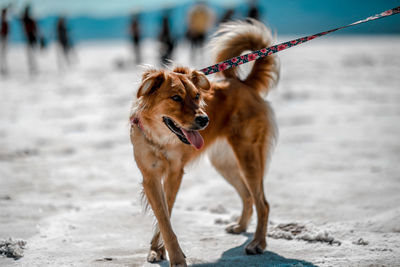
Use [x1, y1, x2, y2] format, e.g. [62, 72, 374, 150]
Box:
[210, 19, 280, 95]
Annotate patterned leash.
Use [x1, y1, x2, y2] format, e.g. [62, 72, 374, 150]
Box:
[200, 6, 400, 75]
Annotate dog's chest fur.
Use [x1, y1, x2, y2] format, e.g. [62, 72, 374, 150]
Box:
[132, 126, 190, 173]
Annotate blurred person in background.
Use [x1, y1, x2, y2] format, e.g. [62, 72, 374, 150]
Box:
[39, 32, 47, 51]
[158, 12, 175, 66]
[21, 5, 39, 75]
[129, 13, 141, 65]
[247, 0, 260, 20]
[186, 1, 214, 64]
[56, 16, 72, 69]
[219, 8, 235, 24]
[0, 7, 9, 75]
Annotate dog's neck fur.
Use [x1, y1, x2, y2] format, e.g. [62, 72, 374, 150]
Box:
[131, 113, 180, 149]
[131, 114, 193, 168]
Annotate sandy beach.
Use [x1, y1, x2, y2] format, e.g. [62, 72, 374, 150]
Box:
[1, 36, 400, 266]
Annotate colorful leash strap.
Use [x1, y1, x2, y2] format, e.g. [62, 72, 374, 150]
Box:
[200, 6, 400, 75]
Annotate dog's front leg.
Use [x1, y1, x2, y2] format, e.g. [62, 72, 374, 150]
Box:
[148, 168, 184, 263]
[142, 174, 187, 267]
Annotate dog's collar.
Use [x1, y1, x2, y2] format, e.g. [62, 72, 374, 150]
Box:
[131, 116, 144, 131]
[130, 116, 164, 149]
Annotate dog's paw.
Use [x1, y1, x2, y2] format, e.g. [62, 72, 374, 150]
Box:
[147, 247, 166, 263]
[170, 257, 187, 267]
[169, 251, 187, 267]
[225, 223, 246, 234]
[245, 239, 266, 255]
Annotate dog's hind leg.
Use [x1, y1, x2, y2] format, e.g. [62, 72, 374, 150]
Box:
[229, 131, 271, 255]
[147, 167, 184, 263]
[209, 139, 253, 234]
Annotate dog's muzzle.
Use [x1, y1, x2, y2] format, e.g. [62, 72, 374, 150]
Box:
[162, 116, 206, 149]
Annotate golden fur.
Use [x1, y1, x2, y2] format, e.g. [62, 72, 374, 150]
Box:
[130, 19, 279, 267]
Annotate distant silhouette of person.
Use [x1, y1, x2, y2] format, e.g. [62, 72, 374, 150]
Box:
[39, 34, 47, 50]
[219, 8, 235, 24]
[158, 13, 174, 66]
[21, 5, 39, 74]
[129, 13, 141, 64]
[247, 0, 260, 21]
[56, 16, 71, 69]
[1, 7, 9, 75]
[186, 1, 214, 64]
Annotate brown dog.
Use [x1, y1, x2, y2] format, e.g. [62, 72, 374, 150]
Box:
[130, 19, 279, 267]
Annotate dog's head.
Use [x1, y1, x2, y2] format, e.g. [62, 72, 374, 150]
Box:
[133, 66, 210, 149]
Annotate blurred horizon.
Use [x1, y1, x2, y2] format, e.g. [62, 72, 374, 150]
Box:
[0, 0, 399, 44]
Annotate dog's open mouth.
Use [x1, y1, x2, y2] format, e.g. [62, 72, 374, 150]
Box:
[162, 117, 204, 150]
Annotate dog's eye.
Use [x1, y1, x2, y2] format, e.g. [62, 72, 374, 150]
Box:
[171, 95, 183, 102]
[194, 93, 200, 101]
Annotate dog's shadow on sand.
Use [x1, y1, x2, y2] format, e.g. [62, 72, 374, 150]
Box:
[156, 233, 316, 267]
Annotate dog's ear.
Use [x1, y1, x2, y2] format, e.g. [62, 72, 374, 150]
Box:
[190, 70, 210, 91]
[137, 70, 165, 98]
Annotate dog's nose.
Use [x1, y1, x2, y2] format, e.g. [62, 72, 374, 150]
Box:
[195, 115, 209, 128]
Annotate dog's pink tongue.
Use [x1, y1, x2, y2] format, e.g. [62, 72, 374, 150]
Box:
[181, 129, 204, 150]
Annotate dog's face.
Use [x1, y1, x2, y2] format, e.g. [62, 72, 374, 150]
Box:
[134, 67, 210, 149]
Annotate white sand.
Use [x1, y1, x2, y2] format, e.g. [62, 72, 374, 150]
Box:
[1, 36, 400, 266]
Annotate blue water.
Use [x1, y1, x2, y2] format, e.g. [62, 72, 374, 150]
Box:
[3, 0, 400, 44]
